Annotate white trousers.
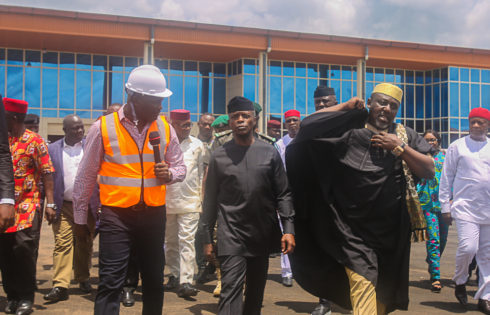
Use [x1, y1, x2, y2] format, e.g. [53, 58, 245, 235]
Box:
[165, 212, 200, 284]
[453, 219, 490, 300]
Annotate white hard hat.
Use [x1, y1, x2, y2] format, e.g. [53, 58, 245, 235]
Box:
[125, 65, 172, 98]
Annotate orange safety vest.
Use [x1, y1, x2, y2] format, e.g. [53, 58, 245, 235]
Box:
[99, 112, 171, 208]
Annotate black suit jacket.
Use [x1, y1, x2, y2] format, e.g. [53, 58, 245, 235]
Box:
[0, 95, 15, 201]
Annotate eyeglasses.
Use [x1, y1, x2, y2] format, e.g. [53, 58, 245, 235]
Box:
[426, 138, 438, 143]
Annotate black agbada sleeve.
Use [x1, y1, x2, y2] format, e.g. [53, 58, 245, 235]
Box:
[271, 149, 295, 235]
[0, 96, 15, 202]
[200, 152, 218, 245]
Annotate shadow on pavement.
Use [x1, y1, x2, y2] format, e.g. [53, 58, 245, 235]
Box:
[186, 302, 217, 314]
[275, 301, 351, 314]
[420, 301, 479, 313]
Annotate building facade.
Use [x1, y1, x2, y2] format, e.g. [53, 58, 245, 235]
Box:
[1, 5, 490, 147]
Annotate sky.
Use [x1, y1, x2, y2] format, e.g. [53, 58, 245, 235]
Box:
[2, 0, 490, 50]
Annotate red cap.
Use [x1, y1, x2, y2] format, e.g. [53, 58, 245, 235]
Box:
[469, 107, 490, 121]
[267, 120, 281, 128]
[3, 97, 28, 114]
[284, 109, 300, 119]
[170, 109, 190, 120]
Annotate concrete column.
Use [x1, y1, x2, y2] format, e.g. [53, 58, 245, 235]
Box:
[357, 58, 366, 100]
[258, 52, 268, 133]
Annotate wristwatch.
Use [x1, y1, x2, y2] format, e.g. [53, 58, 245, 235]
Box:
[46, 203, 58, 210]
[391, 142, 407, 157]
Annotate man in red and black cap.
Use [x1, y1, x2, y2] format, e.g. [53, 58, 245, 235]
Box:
[164, 109, 205, 298]
[439, 107, 490, 314]
[1, 98, 56, 315]
[267, 119, 281, 140]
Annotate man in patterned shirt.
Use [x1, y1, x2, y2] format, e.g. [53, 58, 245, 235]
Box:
[0, 98, 55, 315]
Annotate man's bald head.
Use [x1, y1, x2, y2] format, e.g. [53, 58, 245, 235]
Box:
[63, 114, 84, 145]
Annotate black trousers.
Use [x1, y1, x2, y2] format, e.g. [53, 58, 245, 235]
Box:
[0, 210, 42, 302]
[94, 205, 166, 315]
[123, 249, 139, 290]
[218, 255, 269, 315]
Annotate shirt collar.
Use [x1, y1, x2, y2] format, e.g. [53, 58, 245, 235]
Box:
[63, 138, 83, 148]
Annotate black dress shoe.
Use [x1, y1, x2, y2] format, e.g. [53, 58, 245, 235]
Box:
[177, 283, 199, 298]
[43, 287, 69, 303]
[15, 300, 33, 315]
[311, 299, 332, 315]
[164, 276, 179, 290]
[196, 267, 209, 284]
[121, 288, 135, 307]
[479, 299, 490, 315]
[4, 300, 18, 314]
[282, 276, 293, 287]
[79, 281, 92, 293]
[455, 284, 468, 306]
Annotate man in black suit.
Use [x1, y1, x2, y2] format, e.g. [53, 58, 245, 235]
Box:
[0, 95, 15, 233]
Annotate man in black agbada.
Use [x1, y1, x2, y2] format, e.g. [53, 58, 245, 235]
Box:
[201, 96, 296, 315]
[287, 83, 435, 314]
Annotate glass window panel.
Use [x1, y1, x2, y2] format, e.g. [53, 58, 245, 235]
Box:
[269, 61, 281, 76]
[227, 63, 232, 76]
[307, 64, 318, 78]
[155, 59, 168, 73]
[460, 68, 469, 82]
[396, 84, 404, 119]
[93, 55, 107, 70]
[168, 76, 183, 111]
[482, 85, 490, 107]
[0, 65, 5, 96]
[416, 120, 424, 132]
[471, 84, 480, 109]
[441, 68, 448, 81]
[185, 61, 198, 76]
[365, 82, 374, 99]
[461, 119, 469, 132]
[110, 72, 124, 105]
[282, 77, 294, 114]
[405, 85, 414, 118]
[269, 76, 282, 114]
[441, 133, 448, 148]
[460, 83, 469, 117]
[27, 108, 40, 116]
[243, 59, 255, 74]
[0, 48, 5, 64]
[416, 85, 424, 118]
[416, 71, 424, 84]
[199, 77, 212, 113]
[441, 83, 448, 116]
[366, 67, 374, 81]
[405, 120, 414, 129]
[214, 63, 226, 77]
[76, 110, 91, 119]
[42, 68, 58, 108]
[433, 119, 440, 132]
[395, 70, 403, 83]
[433, 69, 440, 83]
[319, 65, 329, 79]
[441, 119, 448, 132]
[59, 110, 74, 118]
[433, 84, 440, 117]
[425, 120, 432, 131]
[296, 63, 306, 77]
[213, 79, 226, 114]
[482, 70, 490, 83]
[76, 54, 91, 70]
[449, 67, 459, 81]
[450, 133, 459, 144]
[471, 69, 480, 82]
[59, 70, 75, 109]
[25, 67, 40, 108]
[307, 78, 318, 114]
[385, 69, 394, 82]
[93, 71, 105, 110]
[6, 66, 23, 99]
[169, 60, 183, 75]
[331, 80, 341, 101]
[342, 66, 352, 80]
[283, 62, 294, 77]
[425, 71, 432, 84]
[25, 50, 41, 67]
[341, 81, 352, 103]
[375, 68, 384, 82]
[184, 76, 198, 113]
[295, 78, 306, 114]
[60, 53, 75, 69]
[109, 56, 124, 72]
[330, 66, 340, 80]
[199, 62, 212, 75]
[353, 81, 357, 98]
[425, 85, 432, 118]
[237, 60, 242, 75]
[405, 71, 414, 84]
[77, 70, 92, 110]
[42, 109, 58, 118]
[243, 75, 255, 102]
[449, 82, 459, 117]
[7, 49, 23, 65]
[125, 57, 138, 67]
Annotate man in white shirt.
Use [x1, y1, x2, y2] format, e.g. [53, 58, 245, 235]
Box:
[440, 107, 490, 314]
[44, 115, 97, 303]
[275, 109, 301, 287]
[164, 109, 205, 298]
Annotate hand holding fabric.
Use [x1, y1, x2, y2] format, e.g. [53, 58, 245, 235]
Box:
[371, 132, 403, 151]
